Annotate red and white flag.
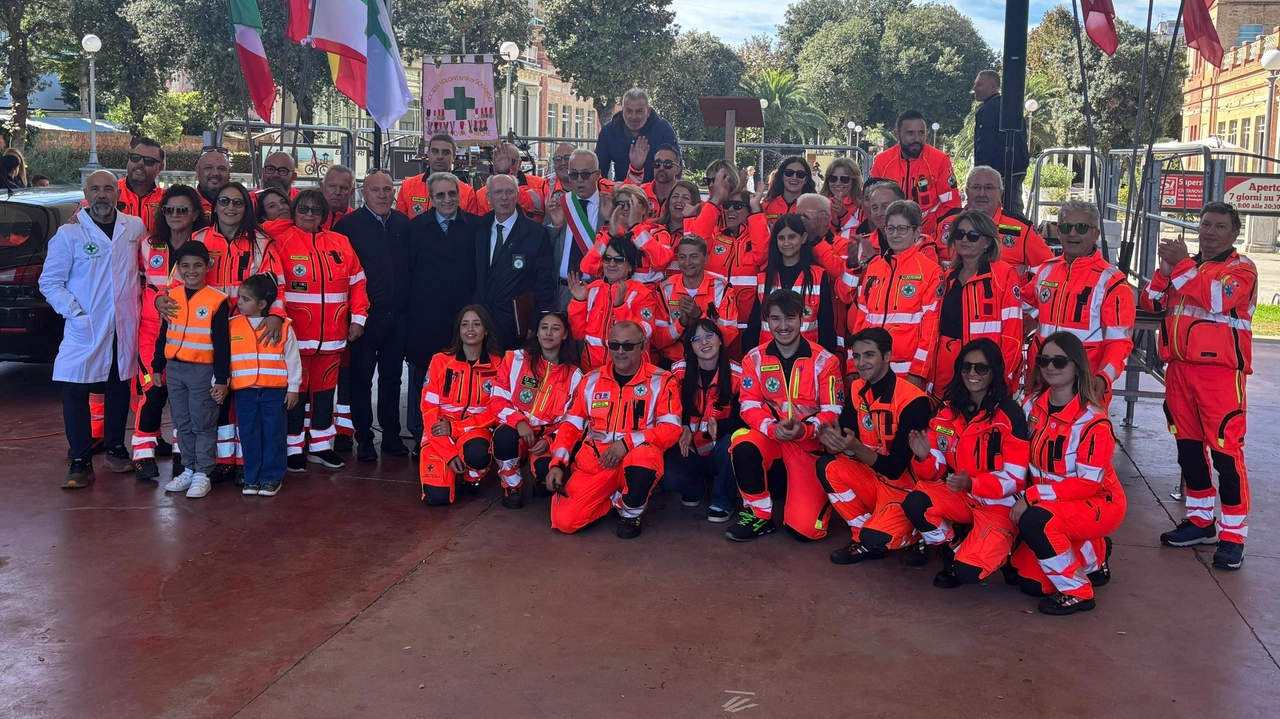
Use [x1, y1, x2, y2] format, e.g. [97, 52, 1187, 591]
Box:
[1184, 0, 1224, 68]
[1079, 0, 1119, 56]
[230, 0, 276, 120]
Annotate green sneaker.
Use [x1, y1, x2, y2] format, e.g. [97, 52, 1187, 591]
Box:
[725, 511, 776, 542]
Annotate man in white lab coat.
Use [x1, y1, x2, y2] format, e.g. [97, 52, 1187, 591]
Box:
[39, 170, 145, 487]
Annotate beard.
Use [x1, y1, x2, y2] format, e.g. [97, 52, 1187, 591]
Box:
[902, 142, 924, 159]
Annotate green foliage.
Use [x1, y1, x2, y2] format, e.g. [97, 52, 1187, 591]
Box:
[64, 0, 167, 136]
[650, 31, 746, 173]
[777, 0, 853, 67]
[740, 70, 828, 146]
[398, 0, 531, 59]
[736, 35, 786, 85]
[796, 15, 880, 130]
[105, 92, 193, 145]
[1039, 163, 1074, 202]
[540, 0, 677, 123]
[22, 145, 84, 184]
[3, 0, 73, 151]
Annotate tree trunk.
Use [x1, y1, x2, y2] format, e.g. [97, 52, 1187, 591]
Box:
[593, 99, 614, 137]
[4, 3, 31, 152]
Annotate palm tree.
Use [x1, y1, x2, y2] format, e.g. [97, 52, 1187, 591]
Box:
[740, 69, 828, 147]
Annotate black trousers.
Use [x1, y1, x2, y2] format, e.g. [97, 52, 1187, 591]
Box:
[62, 338, 129, 461]
[407, 362, 427, 444]
[349, 313, 406, 444]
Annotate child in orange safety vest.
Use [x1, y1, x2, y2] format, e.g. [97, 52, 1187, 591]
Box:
[229, 274, 301, 498]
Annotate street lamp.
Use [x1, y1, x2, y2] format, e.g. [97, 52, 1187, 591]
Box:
[1263, 49, 1280, 161]
[854, 124, 863, 149]
[81, 34, 102, 168]
[930, 121, 940, 148]
[1024, 98, 1040, 155]
[759, 98, 769, 174]
[499, 41, 521, 134]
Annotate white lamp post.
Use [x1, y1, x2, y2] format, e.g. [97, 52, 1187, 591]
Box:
[499, 41, 521, 134]
[1263, 50, 1280, 161]
[846, 120, 856, 156]
[759, 98, 769, 173]
[930, 121, 940, 148]
[1024, 98, 1040, 156]
[854, 124, 863, 149]
[82, 34, 102, 168]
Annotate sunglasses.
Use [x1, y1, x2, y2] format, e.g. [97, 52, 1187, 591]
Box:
[723, 200, 746, 211]
[567, 170, 597, 181]
[607, 341, 643, 351]
[828, 175, 852, 184]
[216, 196, 246, 208]
[1057, 222, 1093, 235]
[201, 146, 231, 157]
[601, 254, 628, 265]
[654, 160, 679, 169]
[616, 200, 632, 211]
[1035, 354, 1073, 369]
[960, 361, 991, 376]
[553, 154, 573, 164]
[950, 229, 987, 243]
[160, 205, 192, 216]
[295, 205, 324, 216]
[781, 168, 806, 179]
[128, 153, 161, 167]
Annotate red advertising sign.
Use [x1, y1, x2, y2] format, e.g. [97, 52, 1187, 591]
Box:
[1159, 175, 1204, 210]
[1161, 173, 1280, 216]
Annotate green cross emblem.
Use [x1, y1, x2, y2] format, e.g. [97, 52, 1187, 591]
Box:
[444, 86, 476, 120]
[83, 240, 100, 257]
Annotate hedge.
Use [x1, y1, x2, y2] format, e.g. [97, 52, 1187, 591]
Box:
[21, 146, 252, 184]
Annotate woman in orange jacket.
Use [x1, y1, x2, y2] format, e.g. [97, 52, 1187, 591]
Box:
[419, 305, 504, 505]
[578, 184, 673, 286]
[656, 180, 701, 276]
[567, 235, 664, 369]
[761, 155, 815, 227]
[904, 338, 1030, 588]
[743, 214, 841, 355]
[1009, 331, 1126, 615]
[820, 157, 864, 239]
[490, 311, 584, 509]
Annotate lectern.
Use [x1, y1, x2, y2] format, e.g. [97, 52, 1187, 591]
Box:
[699, 97, 765, 162]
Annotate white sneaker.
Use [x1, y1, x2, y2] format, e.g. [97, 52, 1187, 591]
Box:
[165, 469, 194, 492]
[186, 472, 211, 498]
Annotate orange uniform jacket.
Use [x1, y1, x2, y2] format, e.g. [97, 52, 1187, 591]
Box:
[869, 144, 960, 236]
[849, 243, 943, 379]
[421, 350, 503, 438]
[117, 179, 164, 232]
[739, 339, 844, 453]
[1023, 250, 1135, 387]
[911, 400, 1030, 507]
[1023, 392, 1125, 506]
[569, 278, 664, 369]
[934, 207, 1053, 276]
[844, 371, 933, 487]
[491, 349, 584, 430]
[670, 359, 744, 453]
[1140, 249, 1256, 372]
[579, 222, 674, 286]
[549, 360, 682, 466]
[475, 173, 551, 222]
[653, 273, 739, 361]
[941, 259, 1025, 385]
[396, 173, 481, 218]
[761, 194, 798, 228]
[195, 226, 288, 318]
[275, 224, 370, 354]
[138, 233, 228, 373]
[685, 203, 770, 334]
[755, 265, 832, 347]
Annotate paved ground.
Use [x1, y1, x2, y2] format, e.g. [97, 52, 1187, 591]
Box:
[1, 347, 1277, 719]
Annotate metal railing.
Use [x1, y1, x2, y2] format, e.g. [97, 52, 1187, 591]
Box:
[514, 135, 870, 172]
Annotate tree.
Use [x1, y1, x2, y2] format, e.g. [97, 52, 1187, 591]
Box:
[2, 0, 70, 152]
[540, 0, 676, 125]
[64, 0, 166, 138]
[796, 15, 880, 133]
[776, 0, 852, 68]
[650, 31, 746, 171]
[1027, 5, 1076, 79]
[737, 34, 786, 85]
[740, 69, 828, 146]
[396, 0, 531, 60]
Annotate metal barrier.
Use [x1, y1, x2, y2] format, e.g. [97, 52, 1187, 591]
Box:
[216, 120, 360, 186]
[515, 135, 869, 173]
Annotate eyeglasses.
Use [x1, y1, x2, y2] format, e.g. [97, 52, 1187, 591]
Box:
[689, 333, 718, 344]
[1057, 222, 1093, 235]
[607, 341, 643, 351]
[201, 146, 231, 157]
[601, 254, 628, 265]
[567, 170, 597, 181]
[616, 200, 632, 211]
[781, 168, 806, 179]
[723, 200, 746, 211]
[160, 205, 192, 216]
[960, 361, 991, 376]
[654, 160, 678, 169]
[216, 196, 246, 208]
[883, 224, 917, 235]
[828, 175, 852, 184]
[128, 153, 161, 167]
[263, 164, 292, 175]
[295, 205, 324, 216]
[950, 229, 987, 243]
[1035, 354, 1073, 370]
[553, 154, 573, 164]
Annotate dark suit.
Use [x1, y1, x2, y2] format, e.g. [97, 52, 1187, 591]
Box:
[474, 211, 554, 349]
[405, 209, 478, 440]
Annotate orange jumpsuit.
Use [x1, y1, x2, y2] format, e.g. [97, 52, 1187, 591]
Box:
[817, 371, 933, 550]
[653, 273, 739, 362]
[761, 194, 799, 228]
[848, 243, 943, 382]
[490, 349, 583, 494]
[670, 359, 744, 456]
[904, 399, 1030, 579]
[395, 172, 481, 218]
[1023, 250, 1135, 398]
[1010, 392, 1126, 600]
[418, 350, 503, 504]
[929, 259, 1025, 394]
[731, 339, 844, 540]
[869, 144, 960, 236]
[568, 278, 664, 369]
[1141, 249, 1255, 544]
[547, 361, 682, 533]
[934, 207, 1053, 277]
[579, 222, 674, 286]
[685, 203, 770, 357]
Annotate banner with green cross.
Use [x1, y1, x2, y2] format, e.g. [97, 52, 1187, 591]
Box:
[422, 55, 498, 142]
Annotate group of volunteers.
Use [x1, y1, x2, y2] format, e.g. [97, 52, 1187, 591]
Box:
[40, 82, 1257, 617]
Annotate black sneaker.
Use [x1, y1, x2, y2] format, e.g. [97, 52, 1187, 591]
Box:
[502, 488, 524, 509]
[830, 541, 884, 565]
[156, 437, 174, 457]
[357, 439, 378, 463]
[62, 458, 95, 489]
[1160, 519, 1218, 547]
[680, 495, 701, 507]
[616, 515, 643, 539]
[1038, 593, 1096, 615]
[1088, 537, 1113, 587]
[1212, 540, 1244, 570]
[287, 455, 307, 473]
[234, 466, 245, 487]
[335, 435, 353, 452]
[307, 450, 345, 469]
[707, 507, 732, 523]
[381, 440, 410, 457]
[901, 541, 929, 567]
[933, 569, 962, 589]
[460, 480, 482, 495]
[209, 464, 236, 484]
[531, 481, 554, 499]
[725, 511, 776, 542]
[103, 447, 134, 474]
[258, 481, 281, 497]
[135, 458, 160, 482]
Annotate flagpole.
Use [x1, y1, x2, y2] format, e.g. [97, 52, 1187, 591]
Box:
[1069, 0, 1105, 248]
[1120, 0, 1158, 271]
[229, 0, 260, 187]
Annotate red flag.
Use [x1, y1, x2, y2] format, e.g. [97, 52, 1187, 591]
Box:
[1079, 0, 1119, 56]
[1184, 0, 1224, 68]
[285, 0, 312, 44]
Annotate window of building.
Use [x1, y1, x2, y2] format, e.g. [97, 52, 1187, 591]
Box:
[1257, 115, 1268, 172]
[547, 104, 558, 137]
[587, 112, 594, 138]
[519, 89, 530, 136]
[561, 107, 570, 138]
[1227, 119, 1238, 149]
[1217, 121, 1226, 139]
[1238, 25, 1265, 47]
[573, 108, 583, 138]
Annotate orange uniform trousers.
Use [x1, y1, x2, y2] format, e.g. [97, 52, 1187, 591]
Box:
[551, 441, 665, 534]
[903, 481, 1018, 580]
[1013, 494, 1125, 600]
[730, 429, 832, 541]
[419, 426, 495, 504]
[816, 455, 916, 549]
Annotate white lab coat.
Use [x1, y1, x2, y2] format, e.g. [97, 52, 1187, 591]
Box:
[38, 208, 144, 384]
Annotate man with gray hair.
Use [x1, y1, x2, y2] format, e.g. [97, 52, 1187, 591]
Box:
[474, 173, 555, 348]
[594, 87, 679, 183]
[936, 165, 1052, 279]
[322, 164, 356, 230]
[546, 148, 613, 309]
[971, 69, 1030, 215]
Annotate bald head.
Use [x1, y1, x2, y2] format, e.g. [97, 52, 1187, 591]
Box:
[196, 150, 230, 198]
[796, 193, 831, 237]
[83, 170, 119, 223]
[264, 151, 297, 191]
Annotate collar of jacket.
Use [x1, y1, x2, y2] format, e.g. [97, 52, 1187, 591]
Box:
[860, 368, 898, 404]
[764, 337, 813, 361]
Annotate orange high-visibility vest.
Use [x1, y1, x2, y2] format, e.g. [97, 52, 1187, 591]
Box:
[228, 315, 292, 390]
[164, 285, 227, 363]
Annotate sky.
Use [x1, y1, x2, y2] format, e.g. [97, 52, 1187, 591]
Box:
[668, 0, 1185, 49]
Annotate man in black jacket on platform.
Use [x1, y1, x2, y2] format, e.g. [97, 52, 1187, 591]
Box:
[335, 170, 413, 462]
[406, 172, 478, 452]
[972, 69, 1029, 216]
[474, 174, 555, 349]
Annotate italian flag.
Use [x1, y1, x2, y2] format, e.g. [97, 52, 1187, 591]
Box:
[230, 0, 276, 120]
[309, 0, 411, 131]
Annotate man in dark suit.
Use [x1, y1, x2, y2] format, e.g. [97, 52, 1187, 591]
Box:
[972, 69, 1029, 216]
[406, 172, 478, 449]
[546, 149, 609, 310]
[474, 174, 555, 349]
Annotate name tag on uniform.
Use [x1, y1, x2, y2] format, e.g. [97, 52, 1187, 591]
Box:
[290, 255, 309, 261]
[512, 254, 525, 270]
[591, 401, 610, 409]
[760, 364, 781, 372]
[291, 281, 308, 291]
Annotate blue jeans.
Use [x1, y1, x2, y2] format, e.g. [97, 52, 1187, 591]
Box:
[234, 387, 288, 487]
[661, 435, 738, 511]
